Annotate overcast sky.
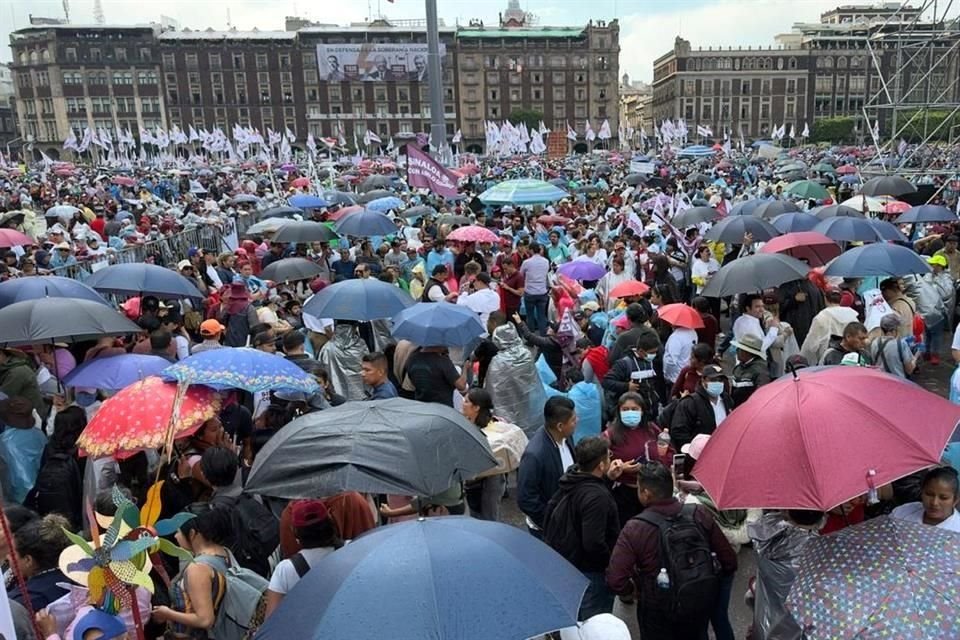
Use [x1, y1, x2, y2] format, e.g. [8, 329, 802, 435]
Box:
[3, 0, 953, 81]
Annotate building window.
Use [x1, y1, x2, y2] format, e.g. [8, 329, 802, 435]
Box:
[112, 71, 133, 85]
[785, 98, 796, 118]
[185, 53, 198, 69]
[575, 72, 586, 83]
[115, 48, 127, 62]
[329, 86, 342, 101]
[788, 57, 797, 70]
[741, 80, 750, 95]
[192, 90, 202, 105]
[89, 71, 107, 85]
[740, 101, 750, 120]
[533, 88, 542, 100]
[90, 48, 102, 62]
[761, 79, 770, 95]
[575, 87, 586, 101]
[787, 78, 796, 94]
[553, 103, 566, 120]
[484, 55, 499, 69]
[65, 47, 77, 62]
[552, 86, 565, 101]
[532, 72, 542, 84]
[760, 99, 770, 119]
[139, 47, 151, 61]
[188, 72, 201, 85]
[209, 53, 221, 69]
[280, 71, 292, 84]
[702, 102, 712, 120]
[256, 54, 268, 70]
[302, 51, 316, 68]
[138, 71, 157, 84]
[232, 53, 245, 69]
[279, 54, 291, 69]
[304, 69, 317, 84]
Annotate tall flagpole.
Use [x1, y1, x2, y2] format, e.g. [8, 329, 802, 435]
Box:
[425, 0, 450, 166]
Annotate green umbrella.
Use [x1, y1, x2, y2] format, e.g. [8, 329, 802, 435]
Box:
[812, 163, 836, 174]
[786, 180, 829, 200]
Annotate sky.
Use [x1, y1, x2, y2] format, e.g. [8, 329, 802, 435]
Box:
[0, 0, 941, 81]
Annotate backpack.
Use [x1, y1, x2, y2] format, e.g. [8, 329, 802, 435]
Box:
[24, 450, 82, 528]
[210, 493, 280, 579]
[636, 504, 721, 622]
[657, 396, 683, 431]
[194, 552, 268, 640]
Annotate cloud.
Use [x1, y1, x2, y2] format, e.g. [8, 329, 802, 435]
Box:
[618, 0, 841, 83]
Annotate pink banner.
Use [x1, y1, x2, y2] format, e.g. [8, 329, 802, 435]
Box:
[405, 144, 459, 198]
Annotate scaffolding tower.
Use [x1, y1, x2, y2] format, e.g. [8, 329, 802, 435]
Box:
[861, 0, 960, 174]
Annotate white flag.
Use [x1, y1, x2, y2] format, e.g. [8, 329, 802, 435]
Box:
[285, 126, 296, 143]
[306, 132, 317, 157]
[585, 120, 596, 142]
[789, 124, 796, 140]
[598, 119, 611, 140]
[366, 130, 382, 144]
[566, 122, 578, 141]
[451, 129, 462, 144]
[801, 122, 810, 138]
[63, 130, 79, 151]
[872, 120, 880, 140]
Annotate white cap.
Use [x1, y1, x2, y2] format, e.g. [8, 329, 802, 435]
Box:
[559, 614, 631, 640]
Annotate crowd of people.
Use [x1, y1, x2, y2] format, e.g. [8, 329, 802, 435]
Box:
[1, 142, 960, 640]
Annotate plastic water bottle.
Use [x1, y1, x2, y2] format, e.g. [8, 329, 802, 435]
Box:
[656, 568, 670, 590]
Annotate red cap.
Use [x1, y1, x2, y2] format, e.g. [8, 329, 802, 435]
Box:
[290, 499, 329, 527]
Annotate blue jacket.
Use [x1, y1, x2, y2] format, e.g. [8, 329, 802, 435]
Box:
[517, 427, 575, 529]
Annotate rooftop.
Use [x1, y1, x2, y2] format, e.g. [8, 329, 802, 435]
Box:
[158, 29, 295, 41]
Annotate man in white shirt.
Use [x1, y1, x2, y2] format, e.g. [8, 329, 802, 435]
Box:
[732, 293, 779, 353]
[457, 272, 500, 331]
[663, 326, 698, 384]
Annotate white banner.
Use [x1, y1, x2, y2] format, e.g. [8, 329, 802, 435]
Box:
[630, 161, 655, 174]
[317, 43, 445, 82]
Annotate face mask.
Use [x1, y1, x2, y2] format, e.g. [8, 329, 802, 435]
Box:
[644, 353, 657, 363]
[706, 381, 724, 397]
[620, 409, 643, 428]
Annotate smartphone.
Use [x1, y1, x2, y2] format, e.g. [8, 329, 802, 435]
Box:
[672, 453, 687, 479]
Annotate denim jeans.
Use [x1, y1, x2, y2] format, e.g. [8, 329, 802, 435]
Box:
[524, 293, 550, 336]
[579, 571, 615, 621]
[710, 573, 735, 640]
[925, 316, 945, 355]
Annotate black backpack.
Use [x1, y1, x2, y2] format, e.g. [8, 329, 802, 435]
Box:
[636, 504, 721, 621]
[209, 493, 280, 579]
[25, 450, 82, 529]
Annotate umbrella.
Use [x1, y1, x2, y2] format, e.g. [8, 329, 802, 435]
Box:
[365, 196, 404, 213]
[813, 217, 884, 243]
[692, 367, 960, 510]
[701, 253, 809, 298]
[84, 263, 204, 299]
[244, 218, 292, 236]
[770, 212, 821, 234]
[403, 204, 437, 219]
[271, 221, 339, 244]
[704, 216, 780, 243]
[754, 200, 800, 219]
[288, 194, 329, 209]
[557, 260, 607, 281]
[575, 185, 599, 195]
[228, 194, 259, 205]
[785, 180, 829, 200]
[812, 162, 836, 173]
[687, 172, 711, 184]
[824, 243, 931, 277]
[358, 175, 395, 192]
[882, 200, 911, 215]
[355, 189, 395, 204]
[785, 516, 960, 640]
[728, 200, 763, 217]
[261, 205, 304, 219]
[896, 204, 958, 224]
[868, 219, 909, 243]
[391, 301, 486, 348]
[334, 209, 396, 237]
[0, 276, 109, 308]
[255, 517, 588, 640]
[45, 204, 80, 218]
[303, 278, 414, 321]
[321, 191, 357, 206]
[161, 347, 320, 393]
[0, 298, 143, 347]
[624, 173, 647, 186]
[111, 176, 136, 187]
[447, 226, 500, 244]
[62, 354, 170, 391]
[478, 179, 569, 205]
[538, 215, 569, 226]
[859, 175, 916, 197]
[841, 195, 887, 214]
[78, 377, 221, 458]
[839, 174, 861, 185]
[0, 229, 36, 248]
[836, 164, 858, 175]
[759, 232, 841, 267]
[608, 280, 651, 299]
[813, 204, 865, 219]
[260, 257, 325, 283]
[246, 398, 498, 497]
[672, 206, 720, 228]
[437, 214, 472, 227]
[655, 303, 705, 329]
[291, 177, 311, 189]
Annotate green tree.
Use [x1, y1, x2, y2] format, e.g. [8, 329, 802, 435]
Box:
[507, 108, 544, 131]
[811, 117, 856, 143]
[899, 109, 960, 142]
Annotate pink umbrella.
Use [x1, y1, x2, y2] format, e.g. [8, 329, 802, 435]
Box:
[327, 204, 363, 222]
[458, 164, 480, 176]
[291, 177, 310, 189]
[111, 176, 136, 188]
[447, 225, 500, 244]
[883, 200, 911, 215]
[0, 229, 36, 248]
[656, 303, 705, 329]
[759, 231, 841, 267]
[836, 165, 858, 175]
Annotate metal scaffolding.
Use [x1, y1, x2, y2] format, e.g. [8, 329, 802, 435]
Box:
[861, 0, 960, 173]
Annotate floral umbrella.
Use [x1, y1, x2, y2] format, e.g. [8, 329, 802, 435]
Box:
[161, 347, 320, 393]
[78, 376, 221, 458]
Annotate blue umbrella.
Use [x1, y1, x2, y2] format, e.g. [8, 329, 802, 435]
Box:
[704, 215, 780, 243]
[334, 208, 397, 237]
[161, 347, 319, 393]
[557, 260, 608, 281]
[895, 204, 958, 224]
[839, 174, 862, 185]
[262, 205, 304, 219]
[813, 217, 883, 243]
[728, 200, 763, 216]
[812, 204, 864, 219]
[478, 179, 569, 205]
[322, 191, 357, 206]
[0, 276, 109, 309]
[771, 212, 821, 234]
[288, 194, 329, 209]
[303, 278, 414, 321]
[62, 354, 170, 390]
[869, 219, 909, 243]
[365, 196, 404, 213]
[256, 517, 588, 640]
[84, 263, 204, 299]
[391, 302, 486, 347]
[824, 243, 931, 278]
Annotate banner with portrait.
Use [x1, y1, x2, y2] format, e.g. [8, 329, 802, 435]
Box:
[317, 43, 444, 82]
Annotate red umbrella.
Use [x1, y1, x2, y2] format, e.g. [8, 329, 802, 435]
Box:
[836, 164, 858, 175]
[608, 280, 651, 299]
[883, 200, 911, 215]
[537, 215, 570, 226]
[692, 367, 960, 511]
[291, 177, 311, 189]
[327, 204, 363, 222]
[655, 303, 705, 329]
[111, 176, 136, 188]
[0, 229, 35, 248]
[759, 231, 841, 267]
[447, 225, 500, 244]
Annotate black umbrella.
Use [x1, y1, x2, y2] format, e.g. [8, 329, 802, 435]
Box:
[687, 173, 711, 184]
[261, 205, 304, 219]
[860, 176, 917, 197]
[437, 214, 472, 227]
[813, 204, 865, 219]
[321, 191, 357, 206]
[260, 257, 325, 283]
[895, 204, 958, 224]
[754, 200, 800, 219]
[624, 173, 647, 186]
[701, 254, 810, 298]
[358, 175, 395, 193]
[403, 204, 438, 219]
[729, 200, 763, 216]
[356, 189, 395, 204]
[0, 298, 143, 347]
[704, 216, 781, 243]
[575, 185, 599, 194]
[270, 221, 339, 244]
[813, 217, 884, 243]
[245, 398, 498, 498]
[672, 206, 720, 228]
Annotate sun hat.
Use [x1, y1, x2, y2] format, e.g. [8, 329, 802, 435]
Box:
[731, 333, 767, 360]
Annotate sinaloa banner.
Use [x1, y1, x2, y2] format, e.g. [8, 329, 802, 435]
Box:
[317, 43, 444, 82]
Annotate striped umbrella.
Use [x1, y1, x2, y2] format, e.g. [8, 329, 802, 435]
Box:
[478, 179, 570, 205]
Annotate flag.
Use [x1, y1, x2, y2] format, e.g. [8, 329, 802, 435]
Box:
[626, 210, 644, 235]
[189, 126, 201, 142]
[789, 124, 796, 139]
[451, 129, 462, 144]
[386, 136, 395, 153]
[63, 130, 78, 151]
[539, 120, 550, 135]
[696, 124, 713, 137]
[306, 132, 317, 156]
[802, 122, 810, 138]
[598, 119, 611, 140]
[405, 144, 459, 198]
[585, 120, 595, 142]
[566, 122, 577, 141]
[366, 129, 382, 145]
[337, 124, 346, 147]
[285, 126, 296, 143]
[898, 138, 908, 156]
[872, 119, 880, 140]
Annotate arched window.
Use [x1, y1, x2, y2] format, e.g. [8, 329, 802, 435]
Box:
[850, 55, 861, 67]
[765, 57, 773, 69]
[824, 57, 833, 68]
[837, 56, 847, 68]
[788, 57, 797, 70]
[18, 52, 27, 64]
[29, 51, 39, 64]
[41, 50, 51, 62]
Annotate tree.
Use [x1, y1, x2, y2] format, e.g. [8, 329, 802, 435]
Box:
[811, 117, 856, 143]
[507, 108, 544, 131]
[899, 109, 960, 142]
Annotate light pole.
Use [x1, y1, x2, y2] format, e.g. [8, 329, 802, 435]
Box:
[425, 0, 451, 165]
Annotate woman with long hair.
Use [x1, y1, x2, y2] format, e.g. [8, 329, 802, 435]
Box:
[8, 513, 71, 611]
[462, 388, 508, 522]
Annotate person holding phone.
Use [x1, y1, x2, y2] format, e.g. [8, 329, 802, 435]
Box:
[670, 365, 734, 451]
[602, 332, 662, 424]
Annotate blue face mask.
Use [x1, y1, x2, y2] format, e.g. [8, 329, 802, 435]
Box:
[706, 381, 724, 397]
[644, 353, 657, 363]
[620, 410, 643, 428]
